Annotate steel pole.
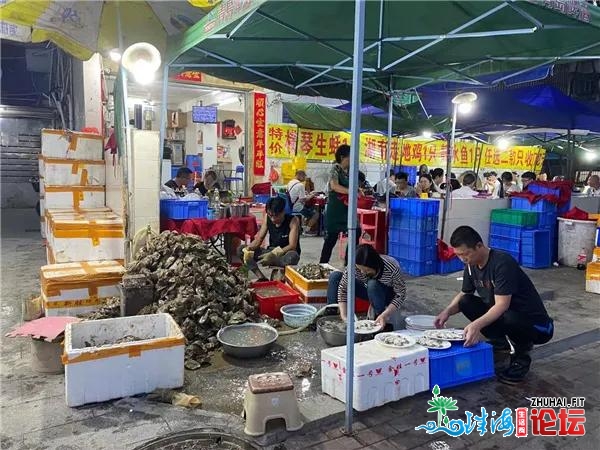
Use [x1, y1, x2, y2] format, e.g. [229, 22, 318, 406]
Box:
[344, 0, 366, 434]
[385, 91, 394, 254]
[442, 104, 458, 242]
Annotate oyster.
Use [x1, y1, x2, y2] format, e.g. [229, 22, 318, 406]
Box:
[297, 263, 334, 280]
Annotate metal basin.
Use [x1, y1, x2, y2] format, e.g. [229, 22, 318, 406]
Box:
[317, 316, 361, 347]
[217, 323, 278, 358]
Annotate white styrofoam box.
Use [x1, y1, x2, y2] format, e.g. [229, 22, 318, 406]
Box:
[39, 156, 44, 177]
[41, 260, 124, 316]
[44, 207, 112, 242]
[63, 314, 185, 407]
[41, 129, 104, 160]
[585, 279, 600, 294]
[46, 210, 124, 263]
[40, 198, 46, 239]
[41, 158, 106, 186]
[321, 340, 429, 411]
[43, 185, 105, 209]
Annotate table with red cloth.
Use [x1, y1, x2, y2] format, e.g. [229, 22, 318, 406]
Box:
[161, 216, 258, 262]
[305, 196, 327, 236]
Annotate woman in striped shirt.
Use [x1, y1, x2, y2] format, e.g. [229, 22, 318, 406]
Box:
[327, 244, 407, 328]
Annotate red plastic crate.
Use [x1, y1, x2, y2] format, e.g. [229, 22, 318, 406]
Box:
[251, 280, 300, 319]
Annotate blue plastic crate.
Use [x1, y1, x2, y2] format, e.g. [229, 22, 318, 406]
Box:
[389, 198, 440, 217]
[429, 342, 494, 389]
[537, 212, 557, 229]
[521, 229, 551, 269]
[489, 223, 526, 240]
[489, 235, 520, 254]
[393, 257, 436, 277]
[437, 257, 464, 274]
[160, 199, 208, 219]
[527, 183, 561, 197]
[388, 243, 436, 262]
[389, 214, 438, 232]
[388, 229, 436, 247]
[253, 194, 271, 204]
[511, 197, 556, 213]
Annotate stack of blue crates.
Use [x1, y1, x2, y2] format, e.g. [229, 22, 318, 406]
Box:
[528, 183, 571, 215]
[397, 165, 418, 186]
[488, 220, 532, 263]
[388, 198, 439, 276]
[510, 197, 557, 266]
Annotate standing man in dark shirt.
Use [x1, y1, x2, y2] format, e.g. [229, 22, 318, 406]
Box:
[165, 167, 192, 197]
[434, 226, 554, 384]
[238, 196, 300, 280]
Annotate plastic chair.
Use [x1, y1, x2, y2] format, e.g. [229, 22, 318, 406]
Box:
[223, 165, 244, 193]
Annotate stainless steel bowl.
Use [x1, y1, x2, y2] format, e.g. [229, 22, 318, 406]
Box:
[217, 322, 278, 358]
[317, 316, 361, 347]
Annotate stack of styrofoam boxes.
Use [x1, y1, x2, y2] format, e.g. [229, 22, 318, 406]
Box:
[40, 260, 125, 317]
[388, 198, 440, 276]
[40, 129, 125, 316]
[63, 314, 185, 406]
[321, 340, 429, 411]
[509, 197, 556, 268]
[488, 208, 538, 264]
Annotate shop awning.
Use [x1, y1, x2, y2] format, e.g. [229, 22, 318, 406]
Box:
[167, 0, 600, 104]
[282, 101, 450, 134]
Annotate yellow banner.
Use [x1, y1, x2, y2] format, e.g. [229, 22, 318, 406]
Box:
[266, 124, 545, 172]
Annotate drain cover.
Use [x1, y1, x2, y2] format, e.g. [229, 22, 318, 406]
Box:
[134, 429, 259, 450]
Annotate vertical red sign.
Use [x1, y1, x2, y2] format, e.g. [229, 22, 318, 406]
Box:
[253, 92, 266, 176]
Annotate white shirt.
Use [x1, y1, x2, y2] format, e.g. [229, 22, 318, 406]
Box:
[452, 186, 478, 199]
[376, 178, 396, 195]
[487, 180, 501, 198]
[504, 183, 521, 195]
[287, 179, 306, 212]
[584, 186, 600, 197]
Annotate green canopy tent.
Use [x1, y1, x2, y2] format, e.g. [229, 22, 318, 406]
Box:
[164, 0, 600, 430]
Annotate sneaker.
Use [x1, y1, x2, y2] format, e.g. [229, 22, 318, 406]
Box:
[498, 354, 531, 384]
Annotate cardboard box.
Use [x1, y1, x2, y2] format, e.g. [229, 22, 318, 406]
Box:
[63, 314, 185, 407]
[41, 260, 125, 316]
[585, 261, 600, 294]
[41, 129, 104, 160]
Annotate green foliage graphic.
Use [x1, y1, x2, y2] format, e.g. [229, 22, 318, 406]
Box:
[427, 384, 459, 427]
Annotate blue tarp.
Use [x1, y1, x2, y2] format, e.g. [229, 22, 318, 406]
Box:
[418, 85, 600, 133]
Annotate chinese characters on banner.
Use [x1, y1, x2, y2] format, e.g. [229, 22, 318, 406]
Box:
[173, 71, 203, 83]
[253, 93, 267, 176]
[266, 124, 545, 172]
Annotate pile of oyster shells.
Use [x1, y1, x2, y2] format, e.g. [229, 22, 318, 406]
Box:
[297, 263, 335, 280]
[127, 231, 261, 369]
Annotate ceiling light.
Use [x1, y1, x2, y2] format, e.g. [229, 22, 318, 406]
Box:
[452, 92, 477, 115]
[422, 130, 433, 138]
[496, 138, 510, 150]
[109, 49, 121, 62]
[584, 152, 597, 162]
[458, 102, 474, 114]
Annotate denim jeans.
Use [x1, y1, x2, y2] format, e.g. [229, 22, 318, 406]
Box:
[327, 271, 395, 317]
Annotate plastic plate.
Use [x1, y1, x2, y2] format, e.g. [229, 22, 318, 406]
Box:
[416, 336, 452, 349]
[354, 320, 382, 334]
[375, 332, 416, 349]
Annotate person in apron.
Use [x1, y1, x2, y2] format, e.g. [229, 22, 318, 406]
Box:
[319, 144, 360, 264]
[239, 196, 301, 280]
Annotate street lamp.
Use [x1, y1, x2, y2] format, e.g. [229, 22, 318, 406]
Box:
[442, 92, 477, 240]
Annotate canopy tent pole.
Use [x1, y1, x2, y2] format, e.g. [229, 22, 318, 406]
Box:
[116, 2, 133, 262]
[384, 89, 394, 255]
[159, 64, 169, 185]
[442, 104, 458, 242]
[344, 0, 366, 434]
